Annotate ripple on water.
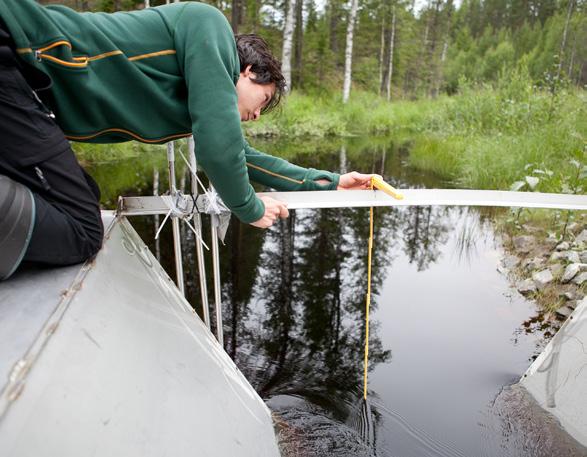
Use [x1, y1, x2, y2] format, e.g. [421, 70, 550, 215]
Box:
[477, 383, 587, 457]
[269, 395, 377, 457]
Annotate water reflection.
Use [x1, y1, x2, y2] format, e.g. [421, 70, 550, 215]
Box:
[402, 206, 450, 271]
[88, 137, 583, 456]
[226, 202, 396, 454]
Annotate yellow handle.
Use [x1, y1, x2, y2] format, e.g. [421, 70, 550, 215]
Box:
[371, 176, 404, 200]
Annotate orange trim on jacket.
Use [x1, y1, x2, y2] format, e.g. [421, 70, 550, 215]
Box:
[17, 39, 176, 68]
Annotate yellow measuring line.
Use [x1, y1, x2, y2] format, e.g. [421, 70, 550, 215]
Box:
[363, 176, 403, 400]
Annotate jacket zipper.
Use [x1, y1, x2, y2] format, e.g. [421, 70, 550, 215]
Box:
[35, 41, 88, 68]
[32, 90, 56, 119]
[34, 167, 51, 192]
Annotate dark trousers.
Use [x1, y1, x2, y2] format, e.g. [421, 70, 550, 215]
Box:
[0, 55, 103, 266]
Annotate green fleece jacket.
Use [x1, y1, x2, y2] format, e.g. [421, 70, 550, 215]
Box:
[0, 0, 339, 223]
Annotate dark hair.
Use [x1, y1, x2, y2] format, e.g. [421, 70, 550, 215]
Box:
[235, 34, 286, 114]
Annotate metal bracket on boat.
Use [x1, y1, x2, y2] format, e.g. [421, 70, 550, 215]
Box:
[118, 192, 232, 216]
[195, 190, 231, 243]
[118, 191, 232, 241]
[118, 193, 194, 217]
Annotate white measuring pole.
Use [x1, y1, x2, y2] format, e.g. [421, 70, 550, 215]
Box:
[257, 189, 587, 211]
[153, 167, 160, 261]
[188, 137, 211, 328]
[167, 142, 185, 295]
[209, 185, 224, 346]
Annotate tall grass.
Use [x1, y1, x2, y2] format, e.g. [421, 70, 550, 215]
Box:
[242, 89, 441, 138]
[408, 72, 586, 192]
[244, 69, 586, 193]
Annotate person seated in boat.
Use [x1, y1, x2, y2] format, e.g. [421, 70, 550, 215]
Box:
[0, 0, 375, 280]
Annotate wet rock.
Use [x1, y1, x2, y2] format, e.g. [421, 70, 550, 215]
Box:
[523, 257, 544, 271]
[544, 236, 559, 249]
[563, 290, 575, 301]
[513, 235, 535, 253]
[550, 251, 580, 263]
[575, 229, 587, 244]
[556, 241, 570, 251]
[556, 305, 574, 318]
[566, 251, 581, 264]
[502, 254, 520, 269]
[550, 251, 566, 262]
[549, 263, 564, 278]
[562, 264, 581, 283]
[532, 269, 553, 289]
[572, 272, 587, 285]
[517, 279, 537, 294]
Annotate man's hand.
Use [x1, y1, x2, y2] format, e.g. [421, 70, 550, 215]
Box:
[250, 195, 289, 228]
[337, 172, 382, 190]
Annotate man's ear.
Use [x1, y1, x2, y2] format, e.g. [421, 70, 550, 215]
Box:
[242, 64, 253, 78]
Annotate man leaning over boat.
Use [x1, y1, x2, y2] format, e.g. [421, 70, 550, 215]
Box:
[0, 0, 375, 280]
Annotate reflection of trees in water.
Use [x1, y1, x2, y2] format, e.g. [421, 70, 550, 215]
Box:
[188, 144, 455, 424]
[401, 205, 500, 271]
[116, 142, 470, 414]
[220, 202, 480, 429]
[226, 205, 400, 423]
[402, 205, 451, 271]
[219, 220, 264, 362]
[452, 207, 499, 265]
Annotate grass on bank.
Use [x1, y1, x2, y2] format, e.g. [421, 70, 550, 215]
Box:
[242, 89, 441, 138]
[244, 69, 586, 194]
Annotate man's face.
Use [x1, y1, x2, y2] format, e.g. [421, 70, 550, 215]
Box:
[236, 65, 275, 122]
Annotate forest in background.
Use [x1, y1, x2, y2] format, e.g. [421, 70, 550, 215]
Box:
[41, 0, 585, 199]
[40, 0, 586, 99]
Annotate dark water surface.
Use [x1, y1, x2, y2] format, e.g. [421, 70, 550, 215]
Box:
[89, 137, 586, 457]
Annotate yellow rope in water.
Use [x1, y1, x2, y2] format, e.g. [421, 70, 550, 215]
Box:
[363, 181, 374, 400]
[363, 177, 404, 400]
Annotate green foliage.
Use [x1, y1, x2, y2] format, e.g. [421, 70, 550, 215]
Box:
[243, 90, 447, 138]
[407, 72, 587, 191]
[48, 0, 587, 97]
[73, 141, 148, 164]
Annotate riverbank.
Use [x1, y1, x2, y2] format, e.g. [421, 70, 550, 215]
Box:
[243, 81, 585, 194]
[498, 212, 587, 321]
